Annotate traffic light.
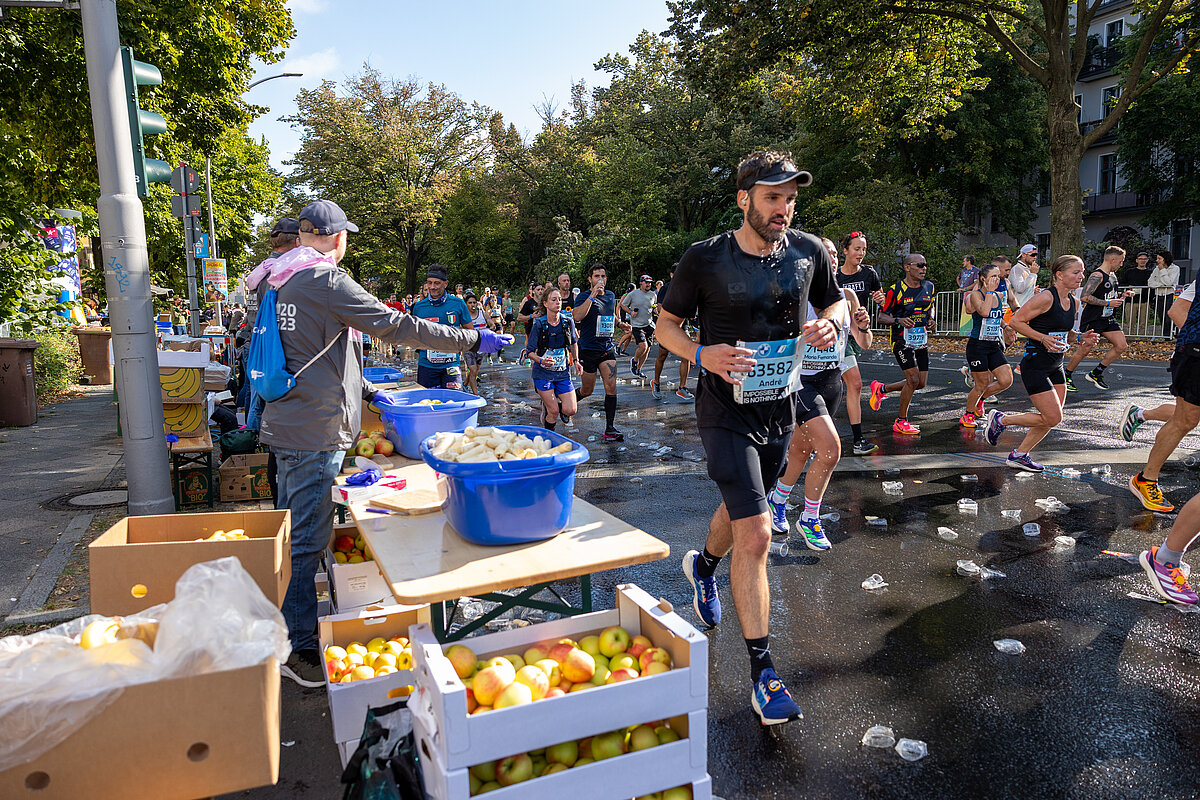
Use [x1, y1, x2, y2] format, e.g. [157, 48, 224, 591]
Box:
[119, 46, 172, 198]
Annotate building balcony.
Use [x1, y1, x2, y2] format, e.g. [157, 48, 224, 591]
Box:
[1079, 45, 1120, 80]
[1080, 118, 1119, 146]
[1083, 191, 1158, 216]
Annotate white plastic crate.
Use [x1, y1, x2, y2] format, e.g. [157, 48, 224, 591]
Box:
[319, 602, 431, 743]
[416, 710, 708, 800]
[315, 571, 331, 618]
[409, 582, 707, 772]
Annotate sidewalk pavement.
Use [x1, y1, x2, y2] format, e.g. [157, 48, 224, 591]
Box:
[0, 385, 125, 627]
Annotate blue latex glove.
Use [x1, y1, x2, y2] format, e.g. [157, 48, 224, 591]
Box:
[478, 329, 513, 354]
[345, 467, 382, 486]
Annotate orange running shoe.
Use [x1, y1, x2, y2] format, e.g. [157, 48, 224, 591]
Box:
[893, 418, 920, 435]
[959, 411, 977, 428]
[869, 380, 886, 411]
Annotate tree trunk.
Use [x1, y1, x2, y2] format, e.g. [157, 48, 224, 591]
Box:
[1046, 77, 1086, 259]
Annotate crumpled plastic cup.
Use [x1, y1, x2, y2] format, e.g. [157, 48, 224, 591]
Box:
[895, 738, 928, 761]
[862, 725, 896, 748]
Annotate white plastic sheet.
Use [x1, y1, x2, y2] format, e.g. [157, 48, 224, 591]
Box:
[0, 557, 289, 771]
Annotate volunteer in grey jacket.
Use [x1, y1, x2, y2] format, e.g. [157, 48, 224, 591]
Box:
[249, 199, 511, 685]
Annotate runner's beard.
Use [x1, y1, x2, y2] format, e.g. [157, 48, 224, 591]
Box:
[747, 197, 788, 246]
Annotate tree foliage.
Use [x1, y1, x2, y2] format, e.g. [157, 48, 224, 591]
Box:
[285, 70, 493, 294]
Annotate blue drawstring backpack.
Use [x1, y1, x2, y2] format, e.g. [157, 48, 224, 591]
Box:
[247, 286, 344, 402]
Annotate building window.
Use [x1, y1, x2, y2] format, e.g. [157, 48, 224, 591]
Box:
[990, 212, 1002, 234]
[1035, 170, 1051, 207]
[964, 200, 982, 232]
[1099, 154, 1117, 194]
[1102, 85, 1121, 116]
[1170, 220, 1191, 261]
[1105, 19, 1123, 47]
[1036, 234, 1051, 261]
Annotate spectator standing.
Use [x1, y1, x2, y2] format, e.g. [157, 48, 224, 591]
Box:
[1009, 244, 1041, 307]
[1149, 252, 1181, 338]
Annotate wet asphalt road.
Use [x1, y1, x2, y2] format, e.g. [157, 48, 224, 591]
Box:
[484, 345, 1200, 800]
[239, 344, 1200, 800]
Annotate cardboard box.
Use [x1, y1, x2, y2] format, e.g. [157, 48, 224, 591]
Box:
[327, 523, 395, 612]
[162, 402, 207, 437]
[174, 465, 212, 507]
[89, 510, 291, 615]
[417, 711, 709, 800]
[220, 453, 273, 501]
[409, 583, 707, 772]
[0, 659, 280, 799]
[204, 362, 232, 392]
[319, 602, 431, 743]
[158, 365, 204, 403]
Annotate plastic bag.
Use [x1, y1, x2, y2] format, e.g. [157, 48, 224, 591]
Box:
[340, 700, 424, 800]
[0, 557, 290, 771]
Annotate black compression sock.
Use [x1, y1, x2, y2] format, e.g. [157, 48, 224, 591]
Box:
[546, 421, 557, 431]
[1094, 364, 1106, 376]
[851, 423, 863, 440]
[746, 636, 774, 682]
[1065, 369, 1073, 378]
[695, 547, 722, 578]
[604, 394, 617, 430]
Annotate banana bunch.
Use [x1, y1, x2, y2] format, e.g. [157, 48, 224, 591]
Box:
[196, 528, 249, 542]
[159, 367, 202, 399]
[162, 402, 205, 433]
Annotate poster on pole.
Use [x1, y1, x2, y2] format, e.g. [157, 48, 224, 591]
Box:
[202, 258, 227, 303]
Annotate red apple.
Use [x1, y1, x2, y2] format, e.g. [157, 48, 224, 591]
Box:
[544, 687, 566, 699]
[514, 665, 550, 700]
[547, 641, 576, 664]
[376, 439, 395, 456]
[472, 662, 515, 706]
[627, 635, 653, 660]
[639, 647, 672, 673]
[355, 439, 376, 457]
[493, 681, 534, 709]
[333, 535, 355, 553]
[560, 648, 596, 683]
[606, 667, 639, 683]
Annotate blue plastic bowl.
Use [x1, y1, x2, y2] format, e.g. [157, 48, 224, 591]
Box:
[363, 367, 403, 383]
[377, 389, 487, 459]
[419, 425, 590, 545]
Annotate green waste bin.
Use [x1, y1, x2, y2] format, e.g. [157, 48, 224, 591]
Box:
[0, 338, 39, 427]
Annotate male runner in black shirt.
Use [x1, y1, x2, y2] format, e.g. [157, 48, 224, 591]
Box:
[658, 150, 842, 726]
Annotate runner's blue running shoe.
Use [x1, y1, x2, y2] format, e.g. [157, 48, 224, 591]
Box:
[796, 518, 831, 551]
[751, 667, 802, 726]
[984, 409, 1006, 446]
[766, 496, 788, 534]
[682, 550, 721, 627]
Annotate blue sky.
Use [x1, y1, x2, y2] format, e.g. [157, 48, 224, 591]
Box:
[247, 0, 672, 172]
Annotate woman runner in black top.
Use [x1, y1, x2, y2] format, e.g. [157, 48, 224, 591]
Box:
[983, 255, 1099, 472]
[960, 264, 1014, 428]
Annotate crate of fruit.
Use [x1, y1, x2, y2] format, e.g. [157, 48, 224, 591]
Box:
[408, 582, 707, 773]
[417, 709, 709, 800]
[319, 602, 431, 743]
[326, 523, 394, 612]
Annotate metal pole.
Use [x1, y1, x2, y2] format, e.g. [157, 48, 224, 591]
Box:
[81, 0, 174, 516]
[204, 155, 218, 260]
[183, 210, 200, 335]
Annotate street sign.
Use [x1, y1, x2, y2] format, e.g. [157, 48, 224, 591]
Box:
[169, 194, 201, 217]
[196, 233, 209, 259]
[203, 258, 228, 299]
[170, 163, 199, 194]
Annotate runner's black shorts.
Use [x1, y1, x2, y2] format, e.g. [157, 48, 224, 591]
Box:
[965, 339, 1008, 373]
[1019, 357, 1065, 396]
[417, 364, 461, 390]
[1081, 316, 1122, 334]
[796, 369, 843, 424]
[580, 345, 617, 374]
[631, 325, 654, 344]
[892, 342, 929, 372]
[698, 426, 791, 521]
[1170, 350, 1200, 407]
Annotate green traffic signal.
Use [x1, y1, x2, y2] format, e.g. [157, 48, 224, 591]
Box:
[120, 46, 172, 197]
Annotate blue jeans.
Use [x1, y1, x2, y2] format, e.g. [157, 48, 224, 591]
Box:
[274, 447, 344, 653]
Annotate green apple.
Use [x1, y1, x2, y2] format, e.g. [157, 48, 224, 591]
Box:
[522, 644, 549, 665]
[598, 625, 631, 657]
[500, 653, 526, 671]
[469, 760, 497, 783]
[655, 725, 681, 745]
[590, 665, 611, 685]
[609, 653, 638, 672]
[661, 786, 693, 800]
[591, 730, 626, 761]
[545, 739, 578, 766]
[469, 772, 482, 795]
[574, 756, 594, 767]
[542, 762, 569, 775]
[496, 753, 534, 786]
[579, 634, 601, 656]
[477, 781, 501, 794]
[529, 756, 547, 776]
[627, 724, 660, 752]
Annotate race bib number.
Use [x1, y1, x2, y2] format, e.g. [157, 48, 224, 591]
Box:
[1102, 302, 1114, 318]
[597, 315, 615, 336]
[732, 338, 801, 404]
[544, 347, 568, 372]
[903, 326, 927, 348]
[1048, 331, 1069, 351]
[981, 317, 1003, 342]
[427, 350, 456, 364]
[802, 339, 842, 372]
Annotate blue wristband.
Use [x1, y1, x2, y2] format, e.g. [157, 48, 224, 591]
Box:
[694, 345, 703, 366]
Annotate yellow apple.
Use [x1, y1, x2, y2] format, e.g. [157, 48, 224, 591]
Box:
[607, 667, 639, 683]
[445, 644, 477, 679]
[324, 645, 348, 661]
[639, 647, 671, 672]
[609, 653, 638, 672]
[374, 652, 398, 669]
[472, 662, 516, 706]
[579, 635, 601, 656]
[644, 661, 671, 676]
[560, 648, 596, 683]
[366, 637, 387, 653]
[375, 665, 397, 676]
[514, 665, 550, 700]
[522, 644, 548, 665]
[346, 642, 368, 657]
[350, 665, 376, 681]
[627, 635, 654, 659]
[383, 640, 405, 657]
[598, 625, 631, 657]
[627, 724, 660, 752]
[494, 681, 534, 709]
[79, 618, 121, 650]
[534, 658, 561, 686]
[500, 653, 526, 671]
